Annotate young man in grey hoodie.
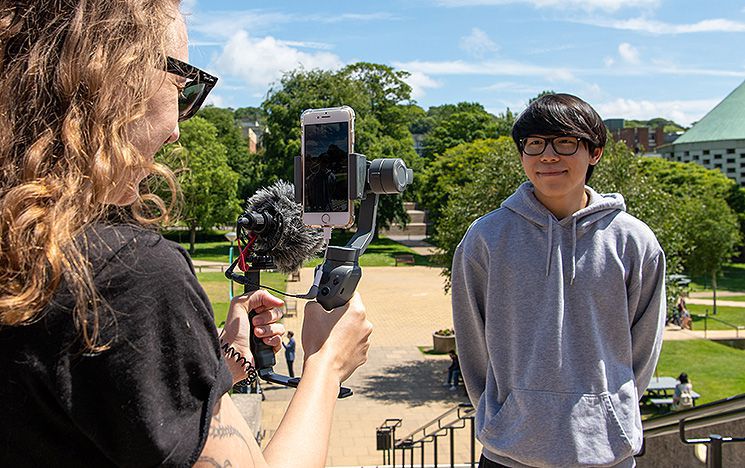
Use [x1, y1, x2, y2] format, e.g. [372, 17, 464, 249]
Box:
[452, 94, 666, 468]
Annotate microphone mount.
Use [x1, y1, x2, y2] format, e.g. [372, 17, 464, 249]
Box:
[225, 153, 413, 399]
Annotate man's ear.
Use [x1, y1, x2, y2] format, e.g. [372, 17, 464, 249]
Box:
[590, 147, 604, 165]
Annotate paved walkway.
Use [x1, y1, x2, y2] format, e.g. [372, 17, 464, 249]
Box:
[214, 245, 743, 466]
[258, 265, 478, 467]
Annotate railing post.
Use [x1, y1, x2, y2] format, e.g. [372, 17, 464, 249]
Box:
[470, 416, 476, 467]
[707, 434, 723, 468]
[434, 435, 438, 467]
[420, 440, 425, 468]
[450, 427, 455, 467]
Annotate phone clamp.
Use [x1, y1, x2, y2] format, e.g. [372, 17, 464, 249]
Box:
[294, 153, 414, 310]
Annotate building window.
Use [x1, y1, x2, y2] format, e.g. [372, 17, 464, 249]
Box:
[694, 155, 700, 161]
[728, 158, 736, 164]
[728, 167, 736, 173]
[715, 164, 723, 169]
[727, 148, 735, 154]
[714, 153, 723, 159]
[684, 151, 690, 157]
[704, 159, 711, 164]
[703, 150, 710, 155]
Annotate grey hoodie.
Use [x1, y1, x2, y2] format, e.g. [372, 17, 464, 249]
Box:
[452, 182, 666, 468]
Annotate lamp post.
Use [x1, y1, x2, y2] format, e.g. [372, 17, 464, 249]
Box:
[224, 231, 237, 299]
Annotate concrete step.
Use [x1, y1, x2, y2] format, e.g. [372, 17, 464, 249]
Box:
[382, 222, 428, 236]
[403, 201, 417, 211]
[406, 210, 427, 223]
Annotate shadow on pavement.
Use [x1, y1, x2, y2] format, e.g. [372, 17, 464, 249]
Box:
[357, 359, 470, 406]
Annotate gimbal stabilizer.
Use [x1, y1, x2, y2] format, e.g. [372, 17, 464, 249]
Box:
[229, 153, 413, 398]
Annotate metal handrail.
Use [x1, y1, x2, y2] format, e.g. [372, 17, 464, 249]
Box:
[396, 403, 474, 446]
[379, 403, 477, 467]
[643, 393, 745, 437]
[699, 311, 744, 338]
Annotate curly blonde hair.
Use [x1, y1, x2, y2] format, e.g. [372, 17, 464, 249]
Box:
[0, 0, 181, 350]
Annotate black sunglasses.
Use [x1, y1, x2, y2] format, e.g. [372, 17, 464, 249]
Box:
[165, 56, 218, 122]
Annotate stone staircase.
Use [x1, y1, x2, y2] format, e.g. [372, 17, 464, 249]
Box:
[382, 201, 428, 239]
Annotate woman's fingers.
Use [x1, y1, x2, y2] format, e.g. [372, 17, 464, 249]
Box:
[252, 306, 284, 326]
[232, 289, 285, 313]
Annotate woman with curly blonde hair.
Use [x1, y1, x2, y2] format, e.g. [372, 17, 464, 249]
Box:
[0, 1, 372, 466]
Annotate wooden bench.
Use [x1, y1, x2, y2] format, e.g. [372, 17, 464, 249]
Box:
[288, 270, 300, 282]
[394, 254, 415, 266]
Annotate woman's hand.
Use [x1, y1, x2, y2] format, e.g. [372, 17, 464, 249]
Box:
[301, 293, 372, 384]
[220, 290, 285, 385]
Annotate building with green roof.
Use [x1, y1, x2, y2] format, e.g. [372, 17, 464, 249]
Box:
[662, 80, 745, 185]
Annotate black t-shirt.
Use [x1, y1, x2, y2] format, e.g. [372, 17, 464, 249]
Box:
[0, 223, 233, 467]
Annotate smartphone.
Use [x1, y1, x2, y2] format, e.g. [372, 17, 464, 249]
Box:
[301, 106, 355, 228]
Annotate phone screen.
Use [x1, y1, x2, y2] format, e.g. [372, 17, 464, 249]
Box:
[303, 122, 349, 213]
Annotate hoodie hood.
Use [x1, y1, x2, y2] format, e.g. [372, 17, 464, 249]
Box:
[501, 182, 626, 284]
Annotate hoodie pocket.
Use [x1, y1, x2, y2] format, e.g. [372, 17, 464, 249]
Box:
[481, 388, 633, 467]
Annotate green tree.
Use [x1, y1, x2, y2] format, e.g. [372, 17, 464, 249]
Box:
[685, 197, 742, 314]
[261, 63, 420, 235]
[528, 90, 556, 104]
[420, 137, 516, 237]
[197, 106, 262, 203]
[420, 102, 504, 160]
[159, 117, 240, 253]
[432, 138, 525, 287]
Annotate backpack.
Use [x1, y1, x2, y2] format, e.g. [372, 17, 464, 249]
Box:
[677, 387, 694, 409]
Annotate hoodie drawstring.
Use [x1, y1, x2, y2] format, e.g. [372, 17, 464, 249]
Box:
[545, 215, 553, 277]
[545, 215, 578, 285]
[571, 217, 577, 285]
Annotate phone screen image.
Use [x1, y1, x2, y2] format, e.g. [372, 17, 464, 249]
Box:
[303, 122, 349, 213]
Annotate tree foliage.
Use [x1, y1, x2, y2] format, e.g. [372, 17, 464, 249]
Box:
[260, 63, 422, 233]
[197, 106, 261, 202]
[158, 117, 240, 252]
[432, 138, 525, 287]
[433, 136, 742, 301]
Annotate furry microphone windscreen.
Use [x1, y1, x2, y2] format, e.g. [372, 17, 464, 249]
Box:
[245, 181, 325, 273]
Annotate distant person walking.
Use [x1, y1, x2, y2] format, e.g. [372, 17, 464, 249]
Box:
[283, 331, 297, 378]
[446, 350, 461, 390]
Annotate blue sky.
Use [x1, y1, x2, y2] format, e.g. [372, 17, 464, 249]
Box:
[183, 0, 745, 127]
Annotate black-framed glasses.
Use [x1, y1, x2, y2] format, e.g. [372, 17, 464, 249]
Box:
[520, 136, 583, 156]
[165, 56, 218, 122]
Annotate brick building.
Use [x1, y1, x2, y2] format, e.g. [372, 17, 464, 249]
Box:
[605, 119, 670, 154]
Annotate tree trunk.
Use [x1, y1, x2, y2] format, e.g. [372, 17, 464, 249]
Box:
[189, 224, 197, 255]
[711, 271, 718, 315]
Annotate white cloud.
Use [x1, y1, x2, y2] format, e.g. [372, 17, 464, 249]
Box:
[604, 57, 615, 67]
[214, 31, 344, 89]
[595, 98, 721, 127]
[181, 0, 198, 14]
[394, 59, 576, 82]
[436, 0, 660, 12]
[188, 11, 397, 39]
[578, 17, 745, 34]
[460, 28, 499, 58]
[618, 43, 640, 64]
[204, 93, 225, 108]
[478, 82, 542, 94]
[403, 71, 442, 99]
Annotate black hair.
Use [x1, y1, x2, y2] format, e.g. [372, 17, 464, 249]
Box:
[511, 93, 607, 182]
[678, 372, 689, 384]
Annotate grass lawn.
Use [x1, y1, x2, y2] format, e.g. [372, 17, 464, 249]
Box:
[687, 304, 745, 330]
[197, 271, 287, 326]
[689, 263, 745, 292]
[655, 339, 745, 404]
[182, 232, 435, 268]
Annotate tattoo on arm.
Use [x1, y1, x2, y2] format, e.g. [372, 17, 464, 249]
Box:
[209, 422, 249, 448]
[196, 456, 234, 467]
